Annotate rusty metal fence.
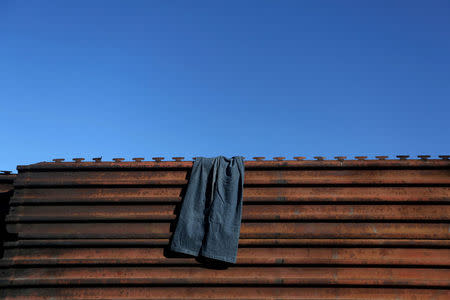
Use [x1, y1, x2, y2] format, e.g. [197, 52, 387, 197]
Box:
[1, 156, 449, 299]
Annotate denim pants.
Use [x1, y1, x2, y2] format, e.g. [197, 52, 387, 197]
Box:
[170, 156, 245, 263]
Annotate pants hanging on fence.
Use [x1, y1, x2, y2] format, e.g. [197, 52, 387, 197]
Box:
[170, 156, 245, 263]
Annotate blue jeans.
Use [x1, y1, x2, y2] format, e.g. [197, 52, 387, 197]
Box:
[170, 156, 245, 263]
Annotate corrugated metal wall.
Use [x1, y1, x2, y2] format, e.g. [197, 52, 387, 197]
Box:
[1, 157, 449, 299]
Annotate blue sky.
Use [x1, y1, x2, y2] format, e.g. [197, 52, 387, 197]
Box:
[1, 1, 449, 171]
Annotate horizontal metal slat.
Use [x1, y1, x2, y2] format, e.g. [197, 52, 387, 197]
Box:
[1, 267, 449, 287]
[14, 169, 450, 186]
[0, 184, 14, 193]
[7, 204, 450, 221]
[12, 186, 450, 204]
[1, 287, 449, 300]
[18, 159, 450, 170]
[7, 222, 450, 239]
[3, 247, 449, 266]
[5, 238, 450, 248]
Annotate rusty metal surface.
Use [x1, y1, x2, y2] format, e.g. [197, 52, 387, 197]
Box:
[2, 158, 450, 298]
[6, 204, 450, 221]
[7, 222, 450, 239]
[5, 238, 450, 247]
[13, 169, 450, 186]
[16, 157, 450, 170]
[11, 186, 450, 204]
[0, 173, 15, 193]
[2, 247, 449, 266]
[1, 266, 449, 286]
[1, 287, 449, 300]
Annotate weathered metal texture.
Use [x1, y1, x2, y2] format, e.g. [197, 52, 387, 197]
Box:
[4, 238, 450, 247]
[16, 158, 450, 170]
[7, 222, 450, 239]
[0, 173, 15, 194]
[1, 266, 450, 286]
[6, 204, 450, 221]
[10, 186, 450, 204]
[2, 247, 449, 266]
[2, 158, 450, 299]
[13, 169, 450, 186]
[1, 287, 449, 300]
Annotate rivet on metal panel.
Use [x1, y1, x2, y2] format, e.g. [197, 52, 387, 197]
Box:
[172, 157, 184, 162]
[396, 155, 410, 160]
[92, 157, 102, 162]
[375, 156, 388, 160]
[439, 155, 450, 160]
[355, 156, 368, 161]
[417, 155, 431, 160]
[313, 156, 325, 161]
[132, 157, 145, 162]
[112, 158, 125, 162]
[273, 157, 286, 161]
[152, 157, 164, 162]
[72, 158, 85, 163]
[253, 157, 265, 161]
[52, 158, 65, 163]
[334, 156, 346, 162]
[293, 156, 306, 161]
[1, 170, 12, 175]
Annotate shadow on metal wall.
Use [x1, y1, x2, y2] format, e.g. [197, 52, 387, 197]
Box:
[0, 173, 16, 259]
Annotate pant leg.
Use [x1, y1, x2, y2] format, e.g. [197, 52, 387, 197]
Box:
[170, 157, 213, 256]
[200, 156, 245, 263]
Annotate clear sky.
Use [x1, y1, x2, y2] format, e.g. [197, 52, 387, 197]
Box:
[1, 1, 449, 172]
